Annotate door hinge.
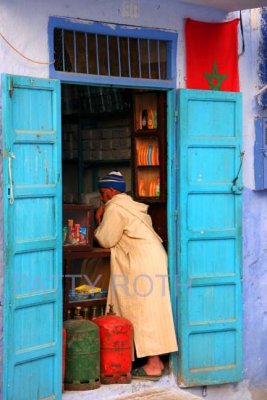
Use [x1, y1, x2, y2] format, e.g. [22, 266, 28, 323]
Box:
[174, 210, 178, 221]
[174, 111, 178, 123]
[9, 78, 14, 98]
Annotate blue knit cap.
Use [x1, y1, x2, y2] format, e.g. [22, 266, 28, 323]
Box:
[98, 170, 126, 192]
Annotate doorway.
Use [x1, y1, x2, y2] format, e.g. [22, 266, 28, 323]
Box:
[61, 82, 170, 368]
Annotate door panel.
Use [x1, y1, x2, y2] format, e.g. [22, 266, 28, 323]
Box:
[2, 75, 62, 400]
[177, 89, 242, 386]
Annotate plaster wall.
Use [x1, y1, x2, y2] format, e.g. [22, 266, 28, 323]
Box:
[0, 0, 266, 395]
[239, 9, 267, 387]
[243, 188, 267, 386]
[0, 88, 3, 399]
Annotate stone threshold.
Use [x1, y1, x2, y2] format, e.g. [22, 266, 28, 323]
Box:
[62, 373, 201, 400]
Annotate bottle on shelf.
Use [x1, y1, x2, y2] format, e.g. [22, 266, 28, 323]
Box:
[83, 307, 90, 320]
[147, 109, 154, 129]
[66, 219, 74, 244]
[142, 109, 148, 129]
[63, 226, 68, 244]
[74, 306, 83, 320]
[74, 224, 80, 243]
[91, 306, 97, 320]
[153, 110, 157, 129]
[155, 178, 160, 197]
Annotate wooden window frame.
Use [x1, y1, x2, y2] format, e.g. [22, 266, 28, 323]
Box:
[48, 17, 177, 89]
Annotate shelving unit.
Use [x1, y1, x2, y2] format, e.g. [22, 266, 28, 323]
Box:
[131, 91, 168, 248]
[132, 91, 166, 203]
[63, 204, 94, 250]
[62, 110, 132, 199]
[61, 86, 133, 320]
[63, 247, 110, 320]
[62, 204, 110, 319]
[61, 86, 168, 319]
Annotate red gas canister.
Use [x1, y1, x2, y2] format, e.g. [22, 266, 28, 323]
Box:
[94, 304, 133, 384]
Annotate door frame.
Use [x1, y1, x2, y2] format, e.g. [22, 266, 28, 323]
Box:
[59, 80, 178, 372]
[48, 15, 179, 376]
[166, 89, 179, 375]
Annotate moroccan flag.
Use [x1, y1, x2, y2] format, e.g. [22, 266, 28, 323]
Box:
[185, 18, 240, 92]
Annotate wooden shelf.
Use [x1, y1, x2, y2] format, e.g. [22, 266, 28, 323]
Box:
[132, 91, 166, 203]
[136, 196, 161, 202]
[63, 245, 93, 253]
[63, 245, 110, 320]
[82, 160, 131, 167]
[63, 159, 131, 166]
[68, 297, 107, 306]
[134, 129, 158, 138]
[62, 158, 79, 163]
[137, 165, 160, 168]
[63, 247, 110, 258]
[134, 129, 157, 135]
[62, 110, 131, 121]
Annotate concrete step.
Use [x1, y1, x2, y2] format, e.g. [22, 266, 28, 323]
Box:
[62, 374, 202, 400]
[116, 387, 202, 400]
[62, 378, 267, 400]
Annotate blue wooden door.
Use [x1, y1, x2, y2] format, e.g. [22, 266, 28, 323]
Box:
[2, 75, 62, 399]
[177, 89, 242, 386]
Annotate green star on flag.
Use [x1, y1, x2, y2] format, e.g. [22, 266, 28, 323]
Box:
[204, 61, 227, 90]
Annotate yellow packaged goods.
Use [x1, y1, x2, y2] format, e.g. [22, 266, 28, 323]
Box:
[75, 285, 101, 294]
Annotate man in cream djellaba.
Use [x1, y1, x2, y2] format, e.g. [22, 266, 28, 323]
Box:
[95, 171, 177, 381]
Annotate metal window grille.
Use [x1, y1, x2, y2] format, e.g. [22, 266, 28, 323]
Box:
[54, 28, 168, 80]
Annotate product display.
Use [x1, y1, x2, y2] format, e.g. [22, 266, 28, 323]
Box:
[133, 91, 166, 202]
[64, 219, 88, 246]
[68, 285, 107, 302]
[63, 204, 93, 249]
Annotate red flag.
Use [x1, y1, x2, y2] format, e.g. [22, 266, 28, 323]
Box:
[185, 18, 240, 92]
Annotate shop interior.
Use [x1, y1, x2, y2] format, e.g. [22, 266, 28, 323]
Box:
[61, 83, 168, 343]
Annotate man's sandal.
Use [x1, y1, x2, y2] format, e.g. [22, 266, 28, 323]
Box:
[132, 366, 162, 381]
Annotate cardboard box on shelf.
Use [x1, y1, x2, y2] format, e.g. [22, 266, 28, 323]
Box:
[120, 138, 131, 148]
[101, 139, 112, 150]
[112, 138, 121, 149]
[101, 129, 113, 139]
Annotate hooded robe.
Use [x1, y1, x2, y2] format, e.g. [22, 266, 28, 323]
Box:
[94, 193, 178, 357]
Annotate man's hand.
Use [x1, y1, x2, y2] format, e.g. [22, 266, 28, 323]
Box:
[95, 205, 105, 225]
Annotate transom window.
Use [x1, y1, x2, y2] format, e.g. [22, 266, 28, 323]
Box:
[49, 17, 177, 88]
[54, 29, 168, 80]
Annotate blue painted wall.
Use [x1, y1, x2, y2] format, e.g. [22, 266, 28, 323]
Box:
[0, 90, 3, 400]
[246, 10, 267, 385]
[258, 9, 267, 109]
[243, 188, 267, 385]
